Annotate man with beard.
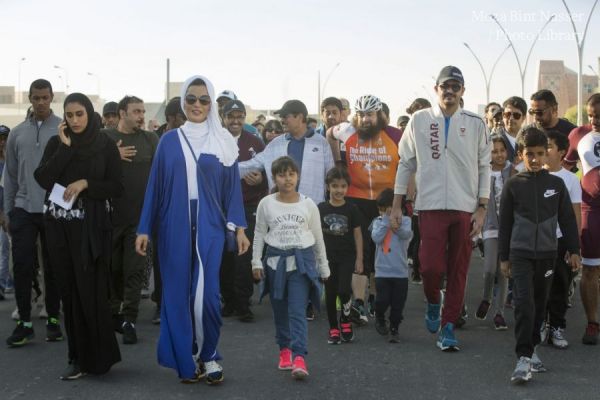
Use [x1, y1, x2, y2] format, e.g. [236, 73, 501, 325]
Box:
[326, 95, 400, 325]
[524, 90, 576, 137]
[102, 101, 119, 129]
[316, 97, 343, 153]
[391, 66, 490, 351]
[104, 96, 159, 344]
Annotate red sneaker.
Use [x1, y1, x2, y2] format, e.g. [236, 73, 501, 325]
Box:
[291, 356, 308, 379]
[278, 348, 293, 370]
[340, 322, 354, 342]
[582, 322, 599, 345]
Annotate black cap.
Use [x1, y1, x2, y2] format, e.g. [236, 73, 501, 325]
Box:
[222, 100, 246, 116]
[165, 97, 184, 118]
[0, 125, 10, 136]
[102, 101, 118, 116]
[274, 100, 308, 117]
[397, 115, 410, 124]
[436, 66, 464, 85]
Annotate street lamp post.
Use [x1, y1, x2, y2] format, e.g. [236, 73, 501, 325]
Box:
[490, 14, 555, 99]
[87, 72, 100, 98]
[317, 62, 341, 122]
[17, 57, 26, 112]
[561, 0, 599, 125]
[463, 42, 511, 105]
[53, 65, 69, 93]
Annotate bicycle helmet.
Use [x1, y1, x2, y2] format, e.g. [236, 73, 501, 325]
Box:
[355, 95, 382, 113]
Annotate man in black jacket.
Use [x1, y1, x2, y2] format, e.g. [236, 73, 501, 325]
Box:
[499, 127, 581, 384]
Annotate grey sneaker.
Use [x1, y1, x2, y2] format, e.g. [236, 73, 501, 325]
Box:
[510, 357, 532, 384]
[549, 327, 569, 349]
[530, 349, 547, 373]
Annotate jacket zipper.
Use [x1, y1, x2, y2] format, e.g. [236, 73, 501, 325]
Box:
[533, 173, 538, 259]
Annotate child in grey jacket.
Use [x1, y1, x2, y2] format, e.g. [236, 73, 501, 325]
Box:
[370, 189, 413, 343]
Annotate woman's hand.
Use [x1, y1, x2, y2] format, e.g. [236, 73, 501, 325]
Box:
[135, 234, 149, 256]
[237, 228, 250, 255]
[63, 179, 88, 202]
[58, 121, 71, 146]
[252, 268, 264, 281]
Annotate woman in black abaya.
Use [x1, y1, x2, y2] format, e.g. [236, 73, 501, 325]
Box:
[34, 93, 122, 380]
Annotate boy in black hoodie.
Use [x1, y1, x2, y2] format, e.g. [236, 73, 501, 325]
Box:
[499, 127, 581, 384]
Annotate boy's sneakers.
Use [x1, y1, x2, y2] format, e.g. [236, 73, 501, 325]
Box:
[493, 313, 508, 330]
[60, 362, 85, 381]
[437, 323, 459, 351]
[122, 322, 137, 345]
[582, 322, 599, 345]
[511, 356, 532, 384]
[291, 356, 308, 380]
[425, 303, 441, 333]
[350, 300, 368, 326]
[389, 328, 400, 343]
[46, 317, 64, 342]
[530, 349, 546, 373]
[475, 300, 490, 320]
[375, 319, 389, 336]
[205, 361, 224, 385]
[327, 328, 341, 345]
[278, 348, 293, 370]
[305, 303, 315, 321]
[410, 269, 422, 284]
[6, 321, 34, 347]
[340, 321, 354, 342]
[548, 327, 568, 349]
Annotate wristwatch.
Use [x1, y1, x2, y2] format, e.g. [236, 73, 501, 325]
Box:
[478, 203, 487, 210]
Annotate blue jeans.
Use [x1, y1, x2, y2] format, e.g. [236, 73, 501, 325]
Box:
[0, 228, 11, 289]
[267, 267, 311, 358]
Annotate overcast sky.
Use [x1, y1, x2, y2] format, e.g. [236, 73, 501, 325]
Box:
[1, 0, 599, 119]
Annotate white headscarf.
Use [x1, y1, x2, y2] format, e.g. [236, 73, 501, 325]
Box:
[179, 75, 238, 167]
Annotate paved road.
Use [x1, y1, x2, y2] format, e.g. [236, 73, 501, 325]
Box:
[1, 254, 599, 400]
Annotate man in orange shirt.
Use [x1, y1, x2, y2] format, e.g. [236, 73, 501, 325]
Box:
[327, 95, 400, 324]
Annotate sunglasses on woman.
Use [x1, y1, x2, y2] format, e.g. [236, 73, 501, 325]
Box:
[502, 111, 522, 120]
[185, 94, 211, 106]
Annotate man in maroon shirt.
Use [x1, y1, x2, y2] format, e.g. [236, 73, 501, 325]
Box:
[220, 100, 268, 322]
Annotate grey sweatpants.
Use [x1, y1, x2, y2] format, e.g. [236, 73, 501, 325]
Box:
[482, 238, 508, 316]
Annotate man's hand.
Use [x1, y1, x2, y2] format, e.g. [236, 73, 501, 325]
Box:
[116, 140, 137, 162]
[469, 207, 486, 238]
[567, 252, 583, 272]
[243, 171, 263, 186]
[237, 228, 250, 255]
[252, 268, 264, 281]
[500, 261, 511, 278]
[63, 179, 88, 202]
[135, 234, 149, 256]
[390, 194, 404, 231]
[354, 259, 364, 274]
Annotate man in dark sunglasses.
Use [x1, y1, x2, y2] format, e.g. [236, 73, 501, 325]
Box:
[525, 89, 576, 138]
[497, 96, 528, 163]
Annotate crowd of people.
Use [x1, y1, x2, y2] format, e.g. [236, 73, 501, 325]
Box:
[0, 65, 599, 386]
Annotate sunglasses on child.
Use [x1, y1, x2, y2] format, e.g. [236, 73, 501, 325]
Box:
[185, 94, 211, 106]
[502, 111, 522, 120]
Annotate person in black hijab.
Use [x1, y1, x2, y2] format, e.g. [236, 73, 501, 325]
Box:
[34, 93, 123, 380]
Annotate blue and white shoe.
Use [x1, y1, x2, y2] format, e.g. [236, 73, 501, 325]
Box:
[425, 303, 441, 333]
[437, 323, 459, 351]
[205, 361, 224, 385]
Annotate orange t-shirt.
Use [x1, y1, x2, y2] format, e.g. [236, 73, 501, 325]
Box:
[344, 130, 399, 200]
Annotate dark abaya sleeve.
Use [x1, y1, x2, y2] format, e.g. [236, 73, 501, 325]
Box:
[86, 140, 123, 200]
[34, 136, 75, 191]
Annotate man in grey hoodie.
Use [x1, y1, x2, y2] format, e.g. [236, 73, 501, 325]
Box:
[3, 79, 63, 347]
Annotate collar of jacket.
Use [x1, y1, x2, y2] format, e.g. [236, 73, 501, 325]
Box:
[284, 128, 315, 141]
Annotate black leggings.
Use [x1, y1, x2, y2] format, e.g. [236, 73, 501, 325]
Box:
[325, 254, 355, 328]
[375, 277, 408, 330]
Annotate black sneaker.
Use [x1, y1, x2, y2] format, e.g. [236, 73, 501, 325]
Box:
[46, 317, 64, 342]
[455, 305, 468, 329]
[411, 270, 422, 284]
[151, 306, 161, 325]
[113, 314, 124, 334]
[122, 322, 137, 345]
[6, 321, 34, 347]
[375, 319, 389, 336]
[306, 303, 315, 321]
[389, 328, 400, 343]
[60, 362, 85, 380]
[238, 308, 254, 323]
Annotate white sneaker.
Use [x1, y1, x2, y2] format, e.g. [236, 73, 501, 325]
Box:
[205, 361, 223, 385]
[511, 356, 532, 384]
[549, 327, 569, 349]
[530, 348, 547, 372]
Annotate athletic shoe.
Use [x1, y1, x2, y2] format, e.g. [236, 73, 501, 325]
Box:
[375, 319, 389, 336]
[475, 300, 490, 320]
[205, 360, 224, 385]
[122, 322, 137, 345]
[582, 322, 599, 345]
[437, 323, 459, 351]
[493, 313, 508, 331]
[511, 357, 532, 384]
[278, 348, 293, 370]
[340, 321, 354, 343]
[367, 296, 375, 318]
[46, 317, 64, 342]
[6, 321, 34, 347]
[389, 328, 400, 343]
[455, 305, 468, 329]
[151, 306, 161, 325]
[410, 270, 422, 284]
[425, 303, 441, 333]
[60, 362, 85, 381]
[548, 327, 569, 349]
[530, 349, 546, 373]
[305, 303, 315, 321]
[540, 322, 549, 344]
[350, 301, 368, 326]
[291, 356, 308, 379]
[328, 328, 341, 345]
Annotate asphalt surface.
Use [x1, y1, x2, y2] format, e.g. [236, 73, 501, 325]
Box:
[1, 254, 599, 400]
